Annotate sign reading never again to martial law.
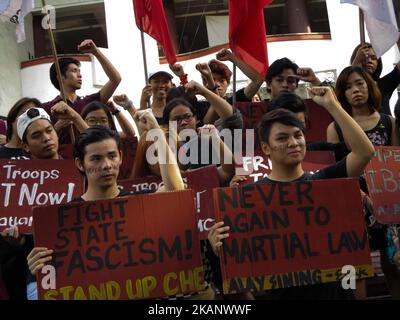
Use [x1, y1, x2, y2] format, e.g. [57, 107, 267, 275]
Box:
[33, 190, 205, 300]
[0, 160, 84, 233]
[213, 178, 373, 294]
[118, 165, 220, 239]
[364, 146, 400, 224]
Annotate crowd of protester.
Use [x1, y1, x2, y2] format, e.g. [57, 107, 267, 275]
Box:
[0, 37, 399, 301]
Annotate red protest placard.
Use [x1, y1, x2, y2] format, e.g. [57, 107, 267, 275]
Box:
[236, 100, 333, 144]
[33, 190, 205, 300]
[118, 166, 220, 239]
[364, 146, 400, 224]
[0, 160, 84, 233]
[236, 150, 335, 184]
[213, 179, 373, 294]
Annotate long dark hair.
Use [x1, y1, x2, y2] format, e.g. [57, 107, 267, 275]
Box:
[335, 66, 381, 115]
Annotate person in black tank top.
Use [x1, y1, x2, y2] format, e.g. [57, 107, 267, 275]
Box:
[328, 66, 399, 147]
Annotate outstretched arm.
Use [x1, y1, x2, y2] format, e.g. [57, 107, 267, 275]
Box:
[216, 49, 263, 99]
[136, 110, 185, 192]
[105, 101, 136, 138]
[78, 39, 122, 103]
[186, 80, 233, 121]
[308, 87, 374, 177]
[198, 124, 235, 185]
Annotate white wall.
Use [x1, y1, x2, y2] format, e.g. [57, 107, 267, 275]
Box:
[0, 23, 23, 115]
[16, 0, 400, 112]
[21, 58, 96, 101]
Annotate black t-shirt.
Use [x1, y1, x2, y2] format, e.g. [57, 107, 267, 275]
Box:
[306, 142, 349, 163]
[0, 146, 30, 160]
[254, 158, 354, 300]
[378, 66, 400, 116]
[256, 157, 348, 184]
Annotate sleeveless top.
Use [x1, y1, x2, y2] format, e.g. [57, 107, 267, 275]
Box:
[334, 113, 392, 146]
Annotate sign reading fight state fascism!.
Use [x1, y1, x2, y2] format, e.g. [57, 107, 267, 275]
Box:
[213, 179, 373, 294]
[364, 146, 400, 224]
[33, 190, 205, 300]
[118, 166, 220, 239]
[0, 160, 84, 233]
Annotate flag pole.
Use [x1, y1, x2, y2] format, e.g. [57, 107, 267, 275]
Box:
[41, 0, 75, 144]
[359, 8, 366, 45]
[140, 30, 151, 109]
[232, 36, 237, 106]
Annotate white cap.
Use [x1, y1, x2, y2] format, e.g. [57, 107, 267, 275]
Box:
[17, 108, 52, 140]
[148, 71, 173, 82]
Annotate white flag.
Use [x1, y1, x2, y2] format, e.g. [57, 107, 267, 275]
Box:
[341, 0, 400, 58]
[0, 0, 35, 43]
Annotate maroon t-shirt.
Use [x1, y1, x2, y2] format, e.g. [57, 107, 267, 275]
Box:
[43, 92, 101, 144]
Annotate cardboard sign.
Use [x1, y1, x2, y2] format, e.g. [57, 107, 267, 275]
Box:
[58, 137, 138, 180]
[236, 99, 333, 147]
[33, 190, 205, 300]
[237, 150, 335, 184]
[0, 160, 84, 233]
[213, 179, 373, 294]
[118, 166, 220, 239]
[364, 147, 400, 224]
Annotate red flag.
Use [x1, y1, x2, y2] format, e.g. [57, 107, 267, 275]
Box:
[133, 0, 177, 65]
[229, 0, 271, 77]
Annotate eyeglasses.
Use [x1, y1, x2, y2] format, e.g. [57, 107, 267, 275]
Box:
[170, 114, 194, 123]
[86, 118, 109, 126]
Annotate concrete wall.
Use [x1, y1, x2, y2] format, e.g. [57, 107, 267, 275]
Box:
[0, 23, 23, 116]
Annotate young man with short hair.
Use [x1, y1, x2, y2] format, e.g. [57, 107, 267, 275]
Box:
[266, 57, 322, 99]
[17, 108, 60, 160]
[43, 39, 121, 143]
[209, 87, 375, 299]
[26, 111, 185, 299]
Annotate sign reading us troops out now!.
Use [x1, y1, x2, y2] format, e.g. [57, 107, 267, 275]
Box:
[0, 160, 84, 233]
[118, 165, 220, 239]
[364, 146, 400, 224]
[33, 190, 205, 300]
[213, 178, 373, 294]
